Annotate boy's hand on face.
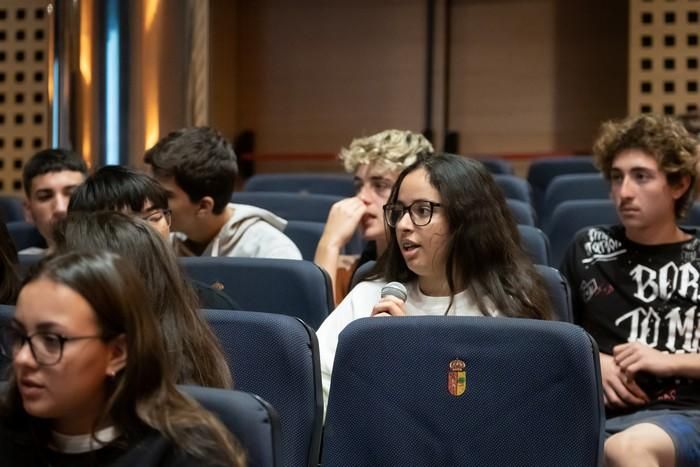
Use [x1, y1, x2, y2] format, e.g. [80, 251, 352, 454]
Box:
[322, 197, 367, 248]
[599, 352, 650, 409]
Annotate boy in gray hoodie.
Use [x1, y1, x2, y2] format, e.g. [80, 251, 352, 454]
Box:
[144, 127, 301, 260]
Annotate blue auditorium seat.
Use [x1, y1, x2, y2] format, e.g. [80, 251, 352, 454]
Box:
[493, 174, 532, 204]
[232, 192, 342, 223]
[283, 220, 325, 261]
[476, 158, 514, 175]
[244, 173, 355, 197]
[546, 200, 619, 268]
[535, 264, 573, 322]
[284, 220, 364, 260]
[181, 386, 281, 467]
[517, 225, 550, 265]
[179, 257, 333, 329]
[506, 199, 536, 226]
[0, 196, 25, 223]
[6, 221, 46, 252]
[527, 156, 597, 216]
[541, 173, 609, 226]
[203, 309, 322, 467]
[0, 304, 10, 322]
[322, 316, 604, 466]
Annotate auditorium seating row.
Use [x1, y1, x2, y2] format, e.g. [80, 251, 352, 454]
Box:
[0, 155, 624, 265]
[0, 156, 596, 225]
[16, 186, 700, 275]
[0, 156, 599, 229]
[18, 192, 700, 271]
[15, 255, 573, 326]
[8, 218, 549, 265]
[240, 155, 603, 226]
[0, 305, 606, 466]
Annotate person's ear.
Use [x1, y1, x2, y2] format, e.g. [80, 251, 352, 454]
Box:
[671, 174, 691, 200]
[106, 334, 127, 377]
[196, 196, 216, 217]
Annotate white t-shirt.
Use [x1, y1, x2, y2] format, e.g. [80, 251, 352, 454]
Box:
[18, 246, 46, 255]
[317, 279, 499, 410]
[50, 426, 120, 453]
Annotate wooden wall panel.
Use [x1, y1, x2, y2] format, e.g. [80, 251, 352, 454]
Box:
[629, 0, 700, 116]
[210, 0, 628, 169]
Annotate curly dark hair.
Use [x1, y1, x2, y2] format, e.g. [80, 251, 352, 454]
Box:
[593, 114, 699, 219]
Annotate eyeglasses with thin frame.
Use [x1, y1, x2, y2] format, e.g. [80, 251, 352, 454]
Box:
[140, 208, 172, 227]
[0, 325, 104, 366]
[383, 200, 442, 227]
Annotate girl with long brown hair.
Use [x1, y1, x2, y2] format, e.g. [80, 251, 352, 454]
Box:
[0, 251, 245, 465]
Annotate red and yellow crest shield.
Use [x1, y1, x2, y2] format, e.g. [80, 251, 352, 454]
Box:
[448, 359, 467, 396]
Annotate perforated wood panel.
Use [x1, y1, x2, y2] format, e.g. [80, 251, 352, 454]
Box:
[629, 0, 700, 116]
[0, 1, 49, 194]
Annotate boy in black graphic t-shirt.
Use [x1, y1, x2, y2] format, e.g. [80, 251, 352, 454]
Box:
[562, 115, 700, 467]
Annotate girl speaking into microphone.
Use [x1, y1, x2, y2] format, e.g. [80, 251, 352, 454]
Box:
[316, 153, 552, 408]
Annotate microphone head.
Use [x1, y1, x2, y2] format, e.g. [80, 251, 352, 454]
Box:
[381, 281, 408, 302]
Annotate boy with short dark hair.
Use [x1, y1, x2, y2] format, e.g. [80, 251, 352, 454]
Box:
[68, 165, 172, 240]
[22, 148, 87, 252]
[144, 127, 301, 259]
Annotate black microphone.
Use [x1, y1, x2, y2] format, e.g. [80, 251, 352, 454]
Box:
[381, 282, 407, 302]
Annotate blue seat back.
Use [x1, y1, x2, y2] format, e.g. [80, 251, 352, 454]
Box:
[546, 200, 620, 268]
[517, 225, 550, 265]
[233, 192, 342, 223]
[0, 196, 24, 223]
[477, 158, 514, 174]
[7, 221, 46, 252]
[181, 386, 281, 467]
[542, 174, 609, 226]
[203, 309, 322, 467]
[284, 220, 325, 261]
[322, 316, 604, 466]
[284, 220, 363, 260]
[527, 156, 597, 215]
[348, 260, 377, 291]
[493, 174, 532, 204]
[179, 257, 333, 329]
[535, 264, 573, 322]
[0, 304, 10, 320]
[17, 254, 42, 277]
[506, 199, 536, 226]
[244, 173, 355, 197]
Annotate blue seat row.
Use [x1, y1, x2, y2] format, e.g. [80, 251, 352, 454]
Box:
[242, 159, 515, 198]
[0, 303, 603, 467]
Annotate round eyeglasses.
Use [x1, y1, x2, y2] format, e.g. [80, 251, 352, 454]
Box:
[383, 200, 442, 227]
[0, 326, 103, 366]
